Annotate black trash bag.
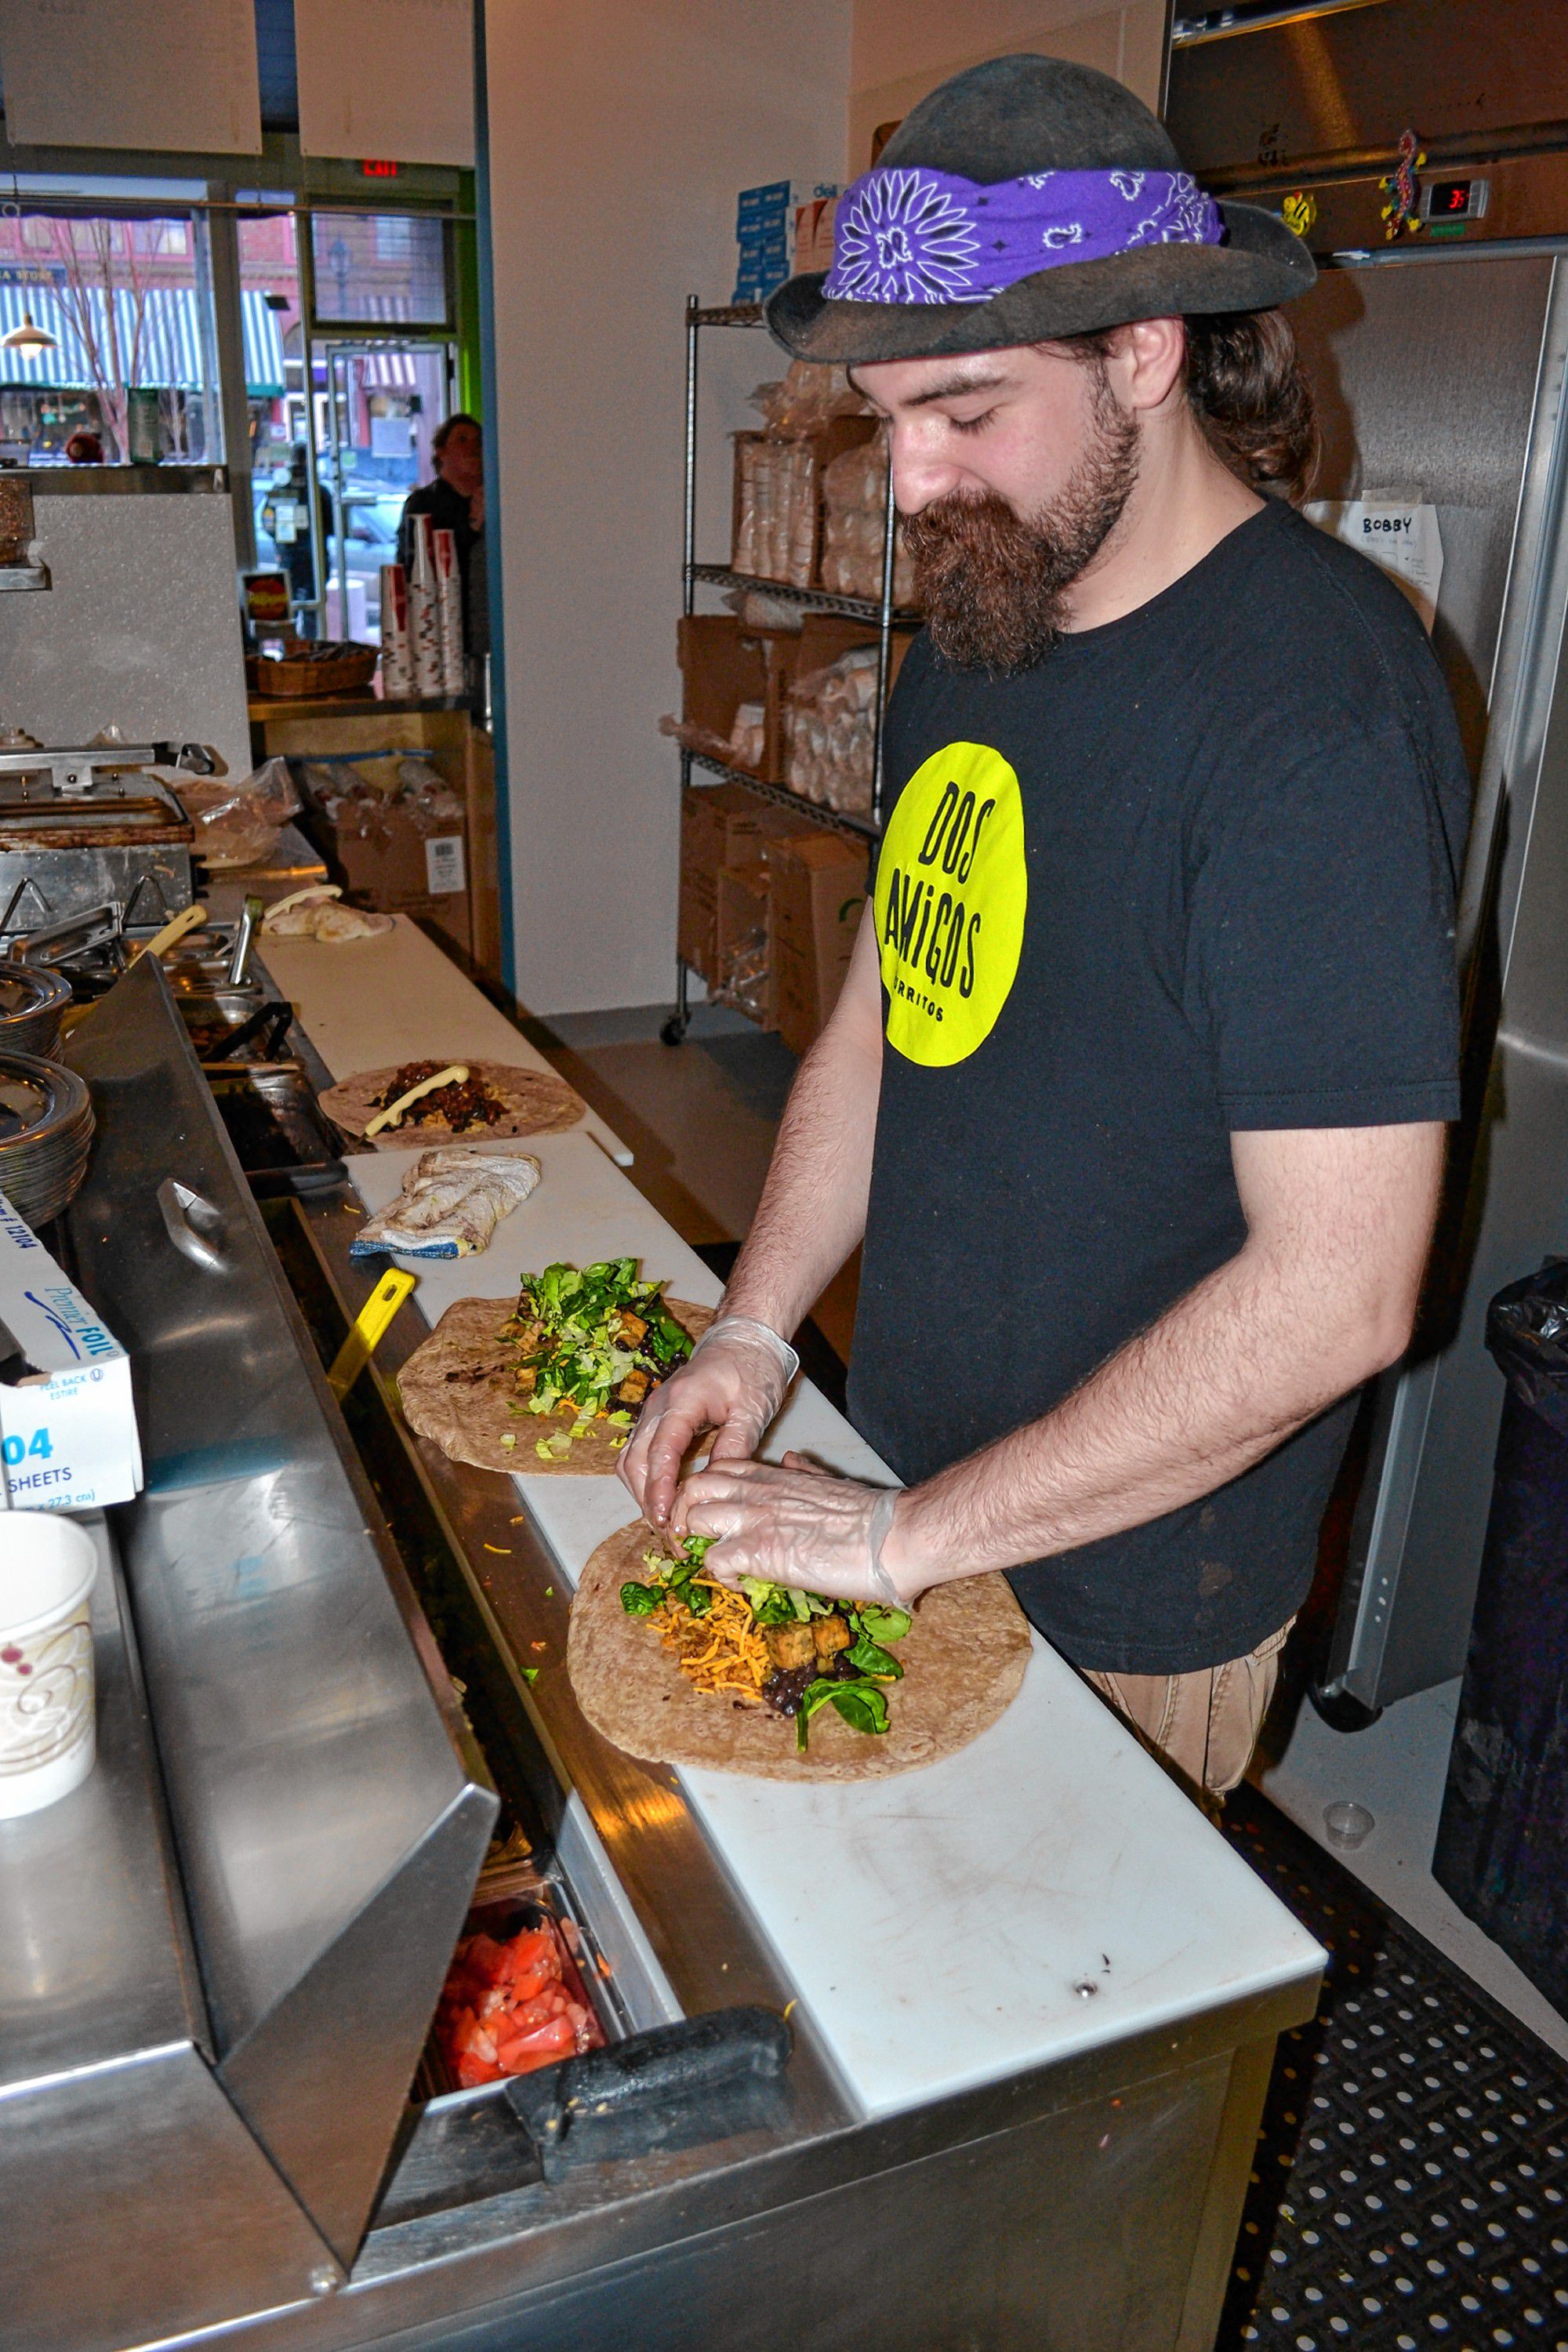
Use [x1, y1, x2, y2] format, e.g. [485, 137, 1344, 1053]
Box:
[1433, 1257, 1568, 2018]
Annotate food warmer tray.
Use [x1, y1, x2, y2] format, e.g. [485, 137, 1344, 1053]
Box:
[0, 954, 1321, 2352]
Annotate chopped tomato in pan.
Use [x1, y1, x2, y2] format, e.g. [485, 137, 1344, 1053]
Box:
[437, 1914, 604, 2086]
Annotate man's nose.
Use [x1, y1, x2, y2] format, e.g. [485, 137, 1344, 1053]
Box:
[889, 426, 964, 517]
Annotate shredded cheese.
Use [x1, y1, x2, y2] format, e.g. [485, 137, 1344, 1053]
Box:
[652, 1577, 770, 1700]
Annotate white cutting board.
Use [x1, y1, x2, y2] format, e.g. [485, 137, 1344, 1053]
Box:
[349, 1133, 1322, 2118]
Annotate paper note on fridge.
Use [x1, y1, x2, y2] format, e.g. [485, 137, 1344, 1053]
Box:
[1305, 499, 1445, 633]
[0, 1192, 142, 1512]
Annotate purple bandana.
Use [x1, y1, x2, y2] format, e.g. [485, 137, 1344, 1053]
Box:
[822, 165, 1223, 306]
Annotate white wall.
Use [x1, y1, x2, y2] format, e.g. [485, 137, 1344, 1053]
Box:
[0, 492, 251, 781]
[848, 0, 1167, 174]
[484, 0, 851, 1016]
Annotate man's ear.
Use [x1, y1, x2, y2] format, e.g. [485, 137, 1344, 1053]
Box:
[1115, 316, 1187, 415]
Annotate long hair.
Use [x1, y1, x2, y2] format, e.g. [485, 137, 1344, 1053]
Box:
[1182, 309, 1319, 503]
[1058, 309, 1319, 505]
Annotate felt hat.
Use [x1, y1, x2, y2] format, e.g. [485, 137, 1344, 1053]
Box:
[767, 54, 1313, 365]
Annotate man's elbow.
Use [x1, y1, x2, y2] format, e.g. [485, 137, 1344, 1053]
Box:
[1337, 1287, 1421, 1391]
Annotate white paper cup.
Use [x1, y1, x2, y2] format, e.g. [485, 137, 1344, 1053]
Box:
[0, 1513, 99, 1819]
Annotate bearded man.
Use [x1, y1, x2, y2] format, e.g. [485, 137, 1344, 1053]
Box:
[621, 55, 1469, 1806]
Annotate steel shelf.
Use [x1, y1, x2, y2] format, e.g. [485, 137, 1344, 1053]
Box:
[669, 291, 903, 1040]
[691, 301, 766, 328]
[688, 563, 920, 626]
[685, 750, 880, 842]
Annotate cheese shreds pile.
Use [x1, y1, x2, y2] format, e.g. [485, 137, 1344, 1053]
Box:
[652, 1580, 770, 1699]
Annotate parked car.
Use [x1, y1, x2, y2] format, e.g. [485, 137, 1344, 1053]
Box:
[253, 485, 398, 630]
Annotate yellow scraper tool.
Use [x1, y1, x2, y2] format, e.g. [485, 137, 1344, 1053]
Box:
[328, 1267, 416, 1402]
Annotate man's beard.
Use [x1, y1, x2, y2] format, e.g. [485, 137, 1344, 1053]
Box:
[903, 383, 1142, 676]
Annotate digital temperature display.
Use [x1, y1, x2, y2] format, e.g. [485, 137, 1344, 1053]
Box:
[1420, 174, 1490, 222]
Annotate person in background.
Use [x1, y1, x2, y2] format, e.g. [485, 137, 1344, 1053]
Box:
[64, 428, 103, 464]
[398, 411, 488, 658]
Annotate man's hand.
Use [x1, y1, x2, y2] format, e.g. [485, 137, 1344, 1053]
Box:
[619, 1316, 798, 1528]
[672, 1452, 911, 1605]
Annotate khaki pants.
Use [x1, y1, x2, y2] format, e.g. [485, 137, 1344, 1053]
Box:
[1083, 1617, 1294, 1812]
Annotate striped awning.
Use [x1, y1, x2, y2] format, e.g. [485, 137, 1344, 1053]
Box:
[0, 281, 287, 397]
[240, 289, 286, 397]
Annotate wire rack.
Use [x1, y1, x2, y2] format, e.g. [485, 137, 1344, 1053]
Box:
[663, 292, 905, 1043]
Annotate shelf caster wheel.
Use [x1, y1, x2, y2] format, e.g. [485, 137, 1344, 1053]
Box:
[659, 1014, 689, 1047]
[1308, 1681, 1383, 1733]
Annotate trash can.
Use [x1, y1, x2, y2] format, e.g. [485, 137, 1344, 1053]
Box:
[1433, 1257, 1568, 2017]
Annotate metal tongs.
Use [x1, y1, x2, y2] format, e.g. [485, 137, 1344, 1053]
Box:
[15, 901, 127, 975]
[227, 895, 263, 988]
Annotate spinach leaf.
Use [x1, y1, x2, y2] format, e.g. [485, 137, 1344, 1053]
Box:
[620, 1581, 661, 1617]
[848, 1634, 903, 1681]
[858, 1604, 912, 1644]
[794, 1674, 891, 1751]
[829, 1681, 891, 1737]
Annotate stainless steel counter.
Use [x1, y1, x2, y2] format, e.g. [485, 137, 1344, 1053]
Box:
[0, 953, 1323, 2352]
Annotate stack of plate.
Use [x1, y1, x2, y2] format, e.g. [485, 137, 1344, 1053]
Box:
[0, 1054, 95, 1229]
[0, 961, 71, 1059]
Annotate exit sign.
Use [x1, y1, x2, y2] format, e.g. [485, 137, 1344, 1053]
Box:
[360, 160, 400, 179]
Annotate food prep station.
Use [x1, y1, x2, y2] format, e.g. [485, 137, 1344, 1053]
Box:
[0, 917, 1324, 2352]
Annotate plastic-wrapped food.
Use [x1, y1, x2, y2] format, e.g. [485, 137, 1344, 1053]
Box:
[733, 435, 819, 587]
[753, 361, 868, 435]
[728, 701, 766, 771]
[712, 920, 771, 1024]
[172, 756, 301, 870]
[728, 586, 804, 633]
[820, 437, 914, 604]
[785, 647, 881, 816]
[299, 753, 463, 831]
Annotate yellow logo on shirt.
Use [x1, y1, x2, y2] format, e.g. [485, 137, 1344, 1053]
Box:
[874, 741, 1026, 1066]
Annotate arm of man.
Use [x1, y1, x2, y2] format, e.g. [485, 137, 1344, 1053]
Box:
[673, 1120, 1443, 1600]
[619, 913, 884, 1526]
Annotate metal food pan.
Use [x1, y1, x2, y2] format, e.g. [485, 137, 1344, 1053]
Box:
[202, 1063, 346, 1197]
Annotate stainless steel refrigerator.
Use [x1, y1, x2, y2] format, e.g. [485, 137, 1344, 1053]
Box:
[1167, 0, 1568, 1715]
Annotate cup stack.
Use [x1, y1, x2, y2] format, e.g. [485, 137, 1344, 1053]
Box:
[407, 514, 444, 697]
[0, 1512, 100, 1819]
[431, 528, 466, 694]
[379, 563, 413, 699]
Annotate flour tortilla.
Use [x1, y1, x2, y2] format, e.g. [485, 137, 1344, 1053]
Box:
[397, 1295, 715, 1476]
[319, 1061, 585, 1149]
[568, 1519, 1031, 1781]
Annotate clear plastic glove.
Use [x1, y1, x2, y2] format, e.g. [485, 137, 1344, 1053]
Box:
[618, 1314, 800, 1528]
[670, 1452, 920, 1606]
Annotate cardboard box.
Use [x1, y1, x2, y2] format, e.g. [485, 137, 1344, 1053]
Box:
[792, 194, 840, 274]
[770, 829, 869, 1057]
[304, 793, 472, 960]
[678, 782, 810, 982]
[0, 1193, 141, 1511]
[677, 615, 770, 775]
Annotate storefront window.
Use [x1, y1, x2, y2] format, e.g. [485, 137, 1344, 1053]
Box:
[0, 209, 216, 465]
[243, 209, 456, 644]
[309, 209, 448, 328]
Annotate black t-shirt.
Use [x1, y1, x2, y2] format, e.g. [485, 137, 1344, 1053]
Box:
[847, 498, 1471, 1675]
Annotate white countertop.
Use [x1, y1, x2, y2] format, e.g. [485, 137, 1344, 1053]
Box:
[347, 1129, 1323, 2122]
[260, 913, 633, 1166]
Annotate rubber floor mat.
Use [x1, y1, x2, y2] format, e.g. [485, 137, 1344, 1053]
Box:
[1219, 1784, 1568, 2349]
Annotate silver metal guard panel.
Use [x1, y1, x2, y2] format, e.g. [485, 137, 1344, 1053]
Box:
[61, 953, 497, 2264]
